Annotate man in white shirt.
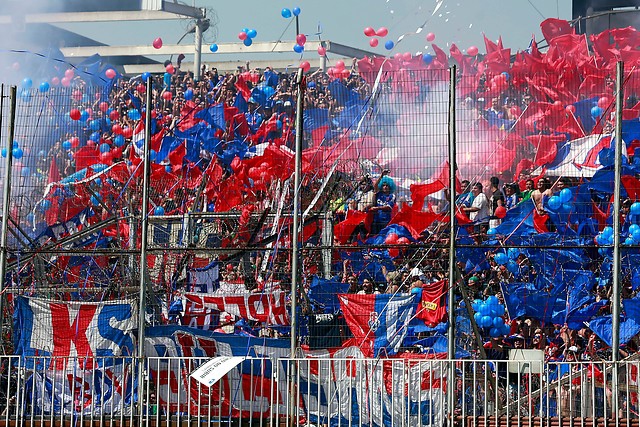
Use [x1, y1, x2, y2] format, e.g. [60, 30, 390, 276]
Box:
[464, 182, 490, 233]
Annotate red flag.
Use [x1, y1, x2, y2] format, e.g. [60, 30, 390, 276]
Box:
[540, 18, 574, 43]
[334, 211, 369, 244]
[415, 280, 448, 327]
[526, 134, 565, 166]
[389, 204, 445, 238]
[533, 210, 550, 233]
[74, 146, 100, 171]
[410, 182, 445, 211]
[48, 156, 61, 183]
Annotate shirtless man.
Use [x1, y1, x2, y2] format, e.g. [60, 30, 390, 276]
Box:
[530, 177, 556, 215]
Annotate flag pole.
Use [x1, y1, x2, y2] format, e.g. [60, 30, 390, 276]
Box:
[0, 86, 14, 349]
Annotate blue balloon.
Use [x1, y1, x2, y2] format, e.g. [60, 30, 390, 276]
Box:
[41, 199, 52, 211]
[154, 206, 165, 216]
[281, 8, 292, 18]
[478, 303, 491, 316]
[501, 72, 510, 80]
[631, 202, 640, 215]
[561, 202, 573, 213]
[293, 43, 304, 53]
[385, 40, 395, 50]
[90, 119, 101, 131]
[2, 148, 7, 158]
[625, 236, 635, 245]
[487, 227, 498, 235]
[494, 252, 508, 265]
[90, 131, 101, 142]
[209, 43, 219, 53]
[602, 226, 614, 238]
[114, 135, 125, 147]
[494, 304, 505, 317]
[591, 106, 603, 118]
[492, 317, 504, 328]
[99, 143, 110, 153]
[632, 228, 640, 241]
[422, 53, 433, 64]
[242, 27, 249, 34]
[243, 37, 253, 47]
[263, 86, 275, 98]
[62, 141, 72, 150]
[486, 295, 499, 306]
[276, 120, 283, 130]
[26, 213, 35, 224]
[80, 110, 89, 121]
[480, 315, 492, 328]
[141, 72, 151, 82]
[502, 323, 511, 335]
[165, 165, 172, 173]
[630, 224, 640, 236]
[293, 6, 301, 16]
[22, 78, 32, 89]
[548, 195, 562, 210]
[247, 29, 257, 38]
[128, 109, 141, 120]
[507, 247, 520, 260]
[559, 188, 572, 203]
[490, 327, 501, 338]
[184, 89, 194, 100]
[12, 148, 22, 159]
[39, 82, 50, 93]
[506, 260, 519, 274]
[474, 312, 482, 324]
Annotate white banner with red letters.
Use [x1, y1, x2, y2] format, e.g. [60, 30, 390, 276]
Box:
[184, 291, 289, 325]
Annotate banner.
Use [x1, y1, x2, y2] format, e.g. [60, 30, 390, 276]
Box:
[24, 363, 133, 415]
[145, 325, 445, 426]
[184, 291, 289, 325]
[14, 296, 137, 369]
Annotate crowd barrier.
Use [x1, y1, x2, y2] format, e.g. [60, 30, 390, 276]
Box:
[0, 355, 637, 426]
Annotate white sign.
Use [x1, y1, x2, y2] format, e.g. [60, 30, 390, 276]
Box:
[190, 356, 246, 387]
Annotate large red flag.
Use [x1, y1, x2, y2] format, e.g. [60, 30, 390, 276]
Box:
[415, 280, 448, 328]
[540, 18, 574, 43]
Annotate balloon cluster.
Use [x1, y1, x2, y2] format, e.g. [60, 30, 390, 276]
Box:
[238, 27, 258, 47]
[0, 140, 22, 159]
[591, 96, 611, 119]
[383, 233, 410, 258]
[363, 26, 389, 48]
[595, 226, 615, 256]
[327, 60, 351, 80]
[294, 33, 306, 54]
[281, 7, 301, 19]
[493, 248, 521, 274]
[472, 295, 510, 337]
[547, 188, 573, 212]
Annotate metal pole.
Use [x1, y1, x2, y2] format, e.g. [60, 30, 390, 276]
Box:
[0, 86, 14, 341]
[612, 58, 624, 427]
[194, 13, 204, 81]
[137, 76, 153, 359]
[446, 66, 457, 425]
[288, 66, 304, 427]
[612, 61, 624, 362]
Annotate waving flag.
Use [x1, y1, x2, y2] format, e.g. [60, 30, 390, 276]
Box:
[545, 134, 620, 177]
[339, 293, 415, 357]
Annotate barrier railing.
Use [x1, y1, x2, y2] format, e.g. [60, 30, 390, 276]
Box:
[0, 355, 638, 426]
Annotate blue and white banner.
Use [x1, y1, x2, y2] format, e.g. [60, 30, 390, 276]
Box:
[14, 296, 137, 369]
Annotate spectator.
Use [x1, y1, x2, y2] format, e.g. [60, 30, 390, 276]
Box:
[464, 182, 490, 233]
[370, 173, 396, 235]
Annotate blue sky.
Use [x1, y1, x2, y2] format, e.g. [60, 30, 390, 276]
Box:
[56, 0, 571, 63]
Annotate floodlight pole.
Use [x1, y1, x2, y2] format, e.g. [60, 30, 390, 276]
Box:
[194, 9, 205, 81]
[0, 86, 15, 343]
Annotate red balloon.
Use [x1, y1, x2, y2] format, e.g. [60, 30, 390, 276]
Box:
[300, 61, 311, 72]
[136, 84, 146, 94]
[109, 110, 119, 121]
[384, 233, 399, 244]
[69, 137, 80, 148]
[152, 37, 163, 49]
[376, 27, 389, 37]
[69, 109, 81, 121]
[341, 69, 351, 79]
[369, 38, 379, 48]
[467, 45, 479, 56]
[388, 248, 400, 258]
[402, 52, 412, 61]
[364, 27, 376, 37]
[51, 77, 60, 86]
[162, 91, 173, 100]
[597, 96, 610, 109]
[552, 100, 564, 111]
[230, 156, 242, 172]
[112, 124, 123, 135]
[100, 151, 113, 163]
[495, 206, 507, 219]
[72, 90, 83, 102]
[111, 147, 123, 159]
[335, 60, 345, 70]
[165, 64, 175, 74]
[105, 69, 116, 79]
[426, 32, 436, 42]
[122, 127, 133, 138]
[296, 34, 307, 46]
[98, 102, 109, 112]
[397, 237, 410, 245]
[61, 77, 71, 87]
[65, 69, 75, 79]
[317, 46, 326, 56]
[238, 32, 248, 41]
[565, 105, 576, 114]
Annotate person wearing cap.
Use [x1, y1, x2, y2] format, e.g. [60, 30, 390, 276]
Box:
[245, 97, 264, 133]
